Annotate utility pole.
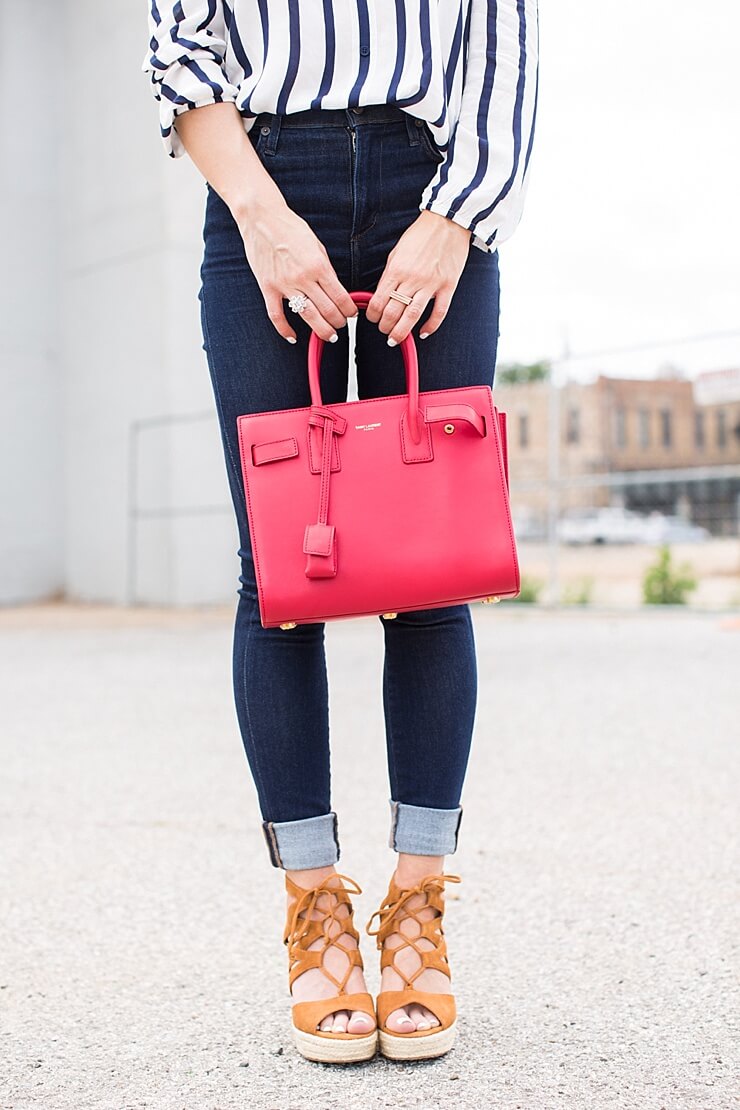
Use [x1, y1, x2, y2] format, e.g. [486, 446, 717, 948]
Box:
[545, 337, 569, 607]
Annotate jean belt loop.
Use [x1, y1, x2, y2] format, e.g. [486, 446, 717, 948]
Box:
[264, 113, 281, 157]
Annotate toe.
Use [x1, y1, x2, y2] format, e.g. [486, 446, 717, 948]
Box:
[347, 1010, 375, 1034]
[318, 1013, 336, 1032]
[407, 1003, 430, 1030]
[331, 1010, 349, 1034]
[386, 1007, 416, 1034]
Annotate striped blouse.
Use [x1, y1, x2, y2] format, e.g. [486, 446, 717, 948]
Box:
[141, 1, 539, 254]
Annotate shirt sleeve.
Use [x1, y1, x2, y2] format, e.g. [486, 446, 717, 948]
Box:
[140, 1, 241, 159]
[419, 0, 539, 253]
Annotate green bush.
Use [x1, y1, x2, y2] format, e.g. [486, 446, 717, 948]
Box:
[642, 545, 697, 605]
[497, 360, 551, 385]
[511, 576, 544, 603]
[562, 577, 594, 606]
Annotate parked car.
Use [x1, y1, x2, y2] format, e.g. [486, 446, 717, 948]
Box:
[557, 507, 711, 545]
[557, 507, 649, 545]
[639, 513, 710, 544]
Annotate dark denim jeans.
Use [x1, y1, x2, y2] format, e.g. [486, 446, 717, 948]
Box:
[198, 102, 500, 870]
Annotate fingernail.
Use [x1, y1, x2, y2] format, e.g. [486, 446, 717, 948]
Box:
[387, 337, 397, 347]
[329, 334, 339, 343]
[286, 336, 297, 344]
[419, 332, 429, 339]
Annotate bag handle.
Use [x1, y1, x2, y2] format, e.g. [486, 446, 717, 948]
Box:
[307, 290, 423, 444]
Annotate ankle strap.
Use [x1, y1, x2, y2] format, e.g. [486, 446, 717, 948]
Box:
[283, 872, 362, 949]
[365, 873, 461, 947]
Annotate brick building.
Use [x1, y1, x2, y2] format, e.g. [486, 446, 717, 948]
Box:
[493, 370, 740, 536]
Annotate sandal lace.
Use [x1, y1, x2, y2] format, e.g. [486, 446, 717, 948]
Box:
[284, 872, 363, 995]
[365, 873, 461, 989]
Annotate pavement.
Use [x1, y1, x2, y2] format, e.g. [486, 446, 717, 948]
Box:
[1, 603, 738, 1110]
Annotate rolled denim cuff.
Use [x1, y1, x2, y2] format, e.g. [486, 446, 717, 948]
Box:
[388, 799, 463, 856]
[261, 811, 340, 870]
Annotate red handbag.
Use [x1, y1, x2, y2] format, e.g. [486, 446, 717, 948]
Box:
[236, 290, 520, 628]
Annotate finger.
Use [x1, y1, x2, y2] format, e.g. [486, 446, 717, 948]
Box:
[264, 290, 299, 343]
[365, 273, 402, 324]
[304, 279, 355, 333]
[417, 286, 452, 338]
[284, 291, 339, 343]
[377, 300, 406, 338]
[316, 272, 360, 323]
[367, 277, 410, 334]
[386, 291, 428, 345]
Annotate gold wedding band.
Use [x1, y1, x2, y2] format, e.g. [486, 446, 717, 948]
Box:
[388, 289, 413, 306]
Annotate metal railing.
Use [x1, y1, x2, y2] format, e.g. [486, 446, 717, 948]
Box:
[126, 410, 231, 605]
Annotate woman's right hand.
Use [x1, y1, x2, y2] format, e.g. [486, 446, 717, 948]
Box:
[232, 197, 359, 344]
[171, 102, 358, 344]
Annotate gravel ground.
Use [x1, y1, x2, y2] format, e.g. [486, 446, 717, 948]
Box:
[1, 604, 738, 1110]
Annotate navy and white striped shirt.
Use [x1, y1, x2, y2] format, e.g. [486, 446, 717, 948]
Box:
[141, 1, 539, 254]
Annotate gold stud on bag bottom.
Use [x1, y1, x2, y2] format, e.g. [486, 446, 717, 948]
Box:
[281, 598, 498, 629]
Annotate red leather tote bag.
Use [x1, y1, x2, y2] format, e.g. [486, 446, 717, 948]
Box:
[236, 290, 520, 628]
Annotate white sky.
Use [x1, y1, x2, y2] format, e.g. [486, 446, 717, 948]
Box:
[495, 0, 740, 381]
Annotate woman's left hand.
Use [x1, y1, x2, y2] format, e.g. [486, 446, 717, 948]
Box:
[365, 210, 472, 345]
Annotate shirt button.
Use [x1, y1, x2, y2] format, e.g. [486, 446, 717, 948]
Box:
[360, 45, 370, 56]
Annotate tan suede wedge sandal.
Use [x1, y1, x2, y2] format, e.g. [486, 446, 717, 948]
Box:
[284, 872, 378, 1063]
[366, 872, 462, 1061]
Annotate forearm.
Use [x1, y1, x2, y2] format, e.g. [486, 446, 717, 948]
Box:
[173, 103, 289, 225]
[419, 0, 539, 252]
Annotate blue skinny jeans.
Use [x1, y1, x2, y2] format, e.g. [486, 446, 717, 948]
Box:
[198, 102, 500, 870]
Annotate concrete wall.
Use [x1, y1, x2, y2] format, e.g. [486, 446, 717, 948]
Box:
[0, 1, 64, 603]
[59, 0, 238, 605]
[1, 0, 240, 606]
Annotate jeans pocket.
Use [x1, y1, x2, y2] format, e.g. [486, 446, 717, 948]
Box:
[417, 121, 445, 165]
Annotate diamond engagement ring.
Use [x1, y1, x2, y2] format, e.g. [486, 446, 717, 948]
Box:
[388, 289, 413, 306]
[288, 292, 309, 314]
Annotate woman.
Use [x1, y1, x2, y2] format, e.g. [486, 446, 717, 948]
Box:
[142, 0, 538, 1065]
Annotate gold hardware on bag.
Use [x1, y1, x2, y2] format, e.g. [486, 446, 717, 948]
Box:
[443, 423, 455, 434]
[279, 621, 297, 629]
[382, 612, 398, 619]
[481, 596, 501, 604]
